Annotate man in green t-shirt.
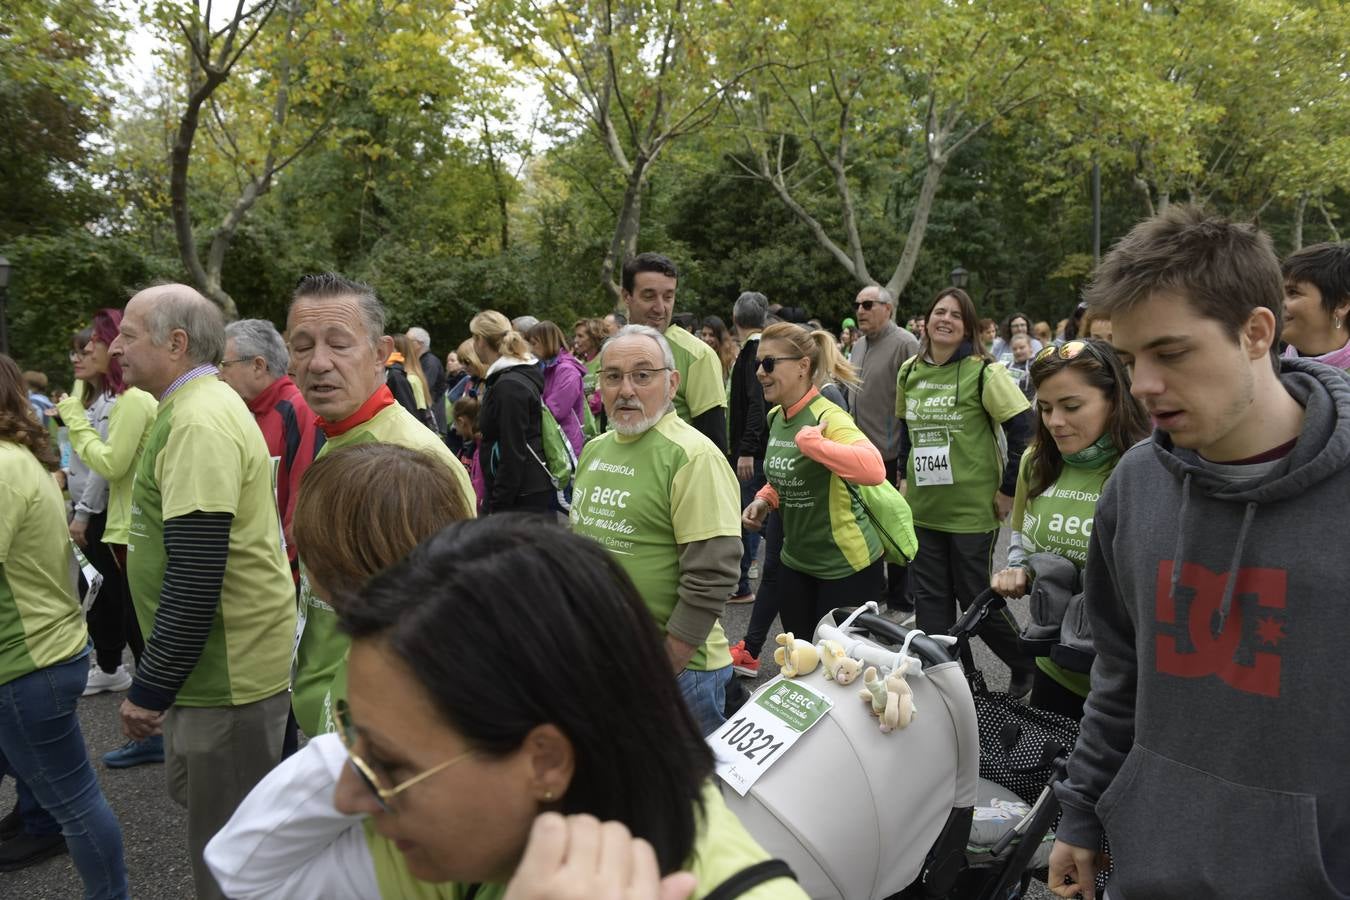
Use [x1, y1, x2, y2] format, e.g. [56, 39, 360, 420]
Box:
[286, 273, 474, 738]
[569, 326, 741, 735]
[621, 253, 728, 453]
[111, 283, 294, 900]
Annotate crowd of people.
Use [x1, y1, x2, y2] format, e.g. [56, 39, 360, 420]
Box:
[1, 213, 1348, 899]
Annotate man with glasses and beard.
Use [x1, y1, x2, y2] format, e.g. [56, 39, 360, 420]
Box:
[569, 326, 741, 736]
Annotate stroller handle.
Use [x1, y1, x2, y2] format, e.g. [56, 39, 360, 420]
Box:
[821, 608, 959, 670]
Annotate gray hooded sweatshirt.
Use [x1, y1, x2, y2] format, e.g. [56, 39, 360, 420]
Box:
[1055, 358, 1350, 898]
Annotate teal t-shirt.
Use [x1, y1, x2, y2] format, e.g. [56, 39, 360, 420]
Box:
[570, 412, 739, 670]
[1011, 451, 1115, 697]
[895, 354, 1029, 533]
[766, 394, 882, 580]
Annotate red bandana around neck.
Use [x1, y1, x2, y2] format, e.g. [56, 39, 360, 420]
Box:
[318, 384, 396, 438]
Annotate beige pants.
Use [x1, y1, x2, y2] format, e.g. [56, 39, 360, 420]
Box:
[164, 690, 290, 900]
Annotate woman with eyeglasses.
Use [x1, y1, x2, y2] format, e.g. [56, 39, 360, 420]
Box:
[991, 339, 1149, 719]
[989, 310, 1044, 363]
[896, 288, 1037, 696]
[206, 515, 804, 900]
[50, 310, 160, 769]
[740, 322, 886, 639]
[0, 353, 128, 897]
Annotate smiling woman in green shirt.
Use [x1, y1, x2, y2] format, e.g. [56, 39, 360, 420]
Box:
[990, 339, 1149, 719]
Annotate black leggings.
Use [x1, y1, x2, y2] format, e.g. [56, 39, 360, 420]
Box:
[777, 558, 885, 640]
[82, 513, 143, 672]
[743, 510, 784, 658]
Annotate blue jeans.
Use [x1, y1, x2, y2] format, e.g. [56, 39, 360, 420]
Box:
[737, 459, 766, 596]
[677, 665, 732, 737]
[0, 648, 128, 899]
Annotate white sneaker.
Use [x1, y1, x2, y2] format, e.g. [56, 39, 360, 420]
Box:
[83, 664, 133, 696]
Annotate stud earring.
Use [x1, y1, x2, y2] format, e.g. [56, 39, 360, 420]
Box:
[542, 790, 554, 802]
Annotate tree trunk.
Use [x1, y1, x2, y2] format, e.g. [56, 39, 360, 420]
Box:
[600, 161, 646, 303]
[1292, 193, 1308, 251]
[884, 154, 947, 300]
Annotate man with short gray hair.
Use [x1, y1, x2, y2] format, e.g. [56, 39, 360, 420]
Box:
[569, 325, 741, 735]
[220, 318, 321, 584]
[406, 326, 447, 436]
[847, 283, 918, 611]
[110, 285, 296, 899]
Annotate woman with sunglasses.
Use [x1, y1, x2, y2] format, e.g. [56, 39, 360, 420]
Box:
[991, 339, 1149, 718]
[741, 322, 886, 638]
[207, 515, 803, 899]
[896, 288, 1036, 696]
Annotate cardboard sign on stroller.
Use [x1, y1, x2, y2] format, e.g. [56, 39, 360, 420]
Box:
[710, 677, 832, 796]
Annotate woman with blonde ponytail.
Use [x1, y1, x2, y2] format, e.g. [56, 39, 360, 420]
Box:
[469, 311, 554, 513]
[739, 323, 887, 637]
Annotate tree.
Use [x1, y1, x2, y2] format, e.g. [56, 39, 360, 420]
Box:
[477, 0, 767, 302]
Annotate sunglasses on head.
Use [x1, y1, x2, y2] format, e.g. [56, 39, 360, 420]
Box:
[1033, 339, 1110, 368]
[757, 355, 804, 373]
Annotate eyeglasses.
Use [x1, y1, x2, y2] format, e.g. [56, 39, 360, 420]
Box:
[600, 367, 670, 389]
[756, 355, 804, 373]
[68, 349, 91, 361]
[218, 358, 252, 367]
[334, 699, 475, 813]
[1034, 340, 1090, 364]
[855, 300, 887, 311]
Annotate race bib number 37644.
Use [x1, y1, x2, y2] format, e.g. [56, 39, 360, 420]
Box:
[911, 425, 954, 487]
[710, 677, 832, 796]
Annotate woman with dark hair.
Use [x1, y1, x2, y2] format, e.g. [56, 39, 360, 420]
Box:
[896, 288, 1036, 696]
[0, 353, 128, 896]
[573, 317, 609, 438]
[527, 320, 587, 457]
[207, 516, 803, 899]
[1280, 241, 1350, 369]
[53, 309, 159, 765]
[991, 339, 1149, 719]
[700, 316, 738, 382]
[989, 310, 1043, 362]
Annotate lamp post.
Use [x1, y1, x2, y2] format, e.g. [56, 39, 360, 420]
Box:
[0, 256, 10, 357]
[949, 265, 969, 290]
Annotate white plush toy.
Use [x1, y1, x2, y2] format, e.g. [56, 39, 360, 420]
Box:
[773, 632, 819, 678]
[858, 659, 917, 733]
[817, 639, 863, 685]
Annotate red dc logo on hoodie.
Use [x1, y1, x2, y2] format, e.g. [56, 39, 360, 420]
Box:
[1154, 562, 1286, 698]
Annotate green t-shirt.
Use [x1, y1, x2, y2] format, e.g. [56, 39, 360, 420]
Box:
[0, 443, 88, 685]
[569, 412, 739, 671]
[1011, 452, 1113, 698]
[293, 401, 476, 737]
[895, 355, 1029, 533]
[58, 386, 157, 545]
[364, 782, 807, 900]
[128, 375, 295, 707]
[582, 355, 602, 439]
[766, 395, 882, 580]
[665, 325, 728, 427]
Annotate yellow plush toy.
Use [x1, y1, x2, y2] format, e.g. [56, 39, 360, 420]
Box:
[817, 639, 863, 685]
[858, 660, 917, 733]
[773, 632, 819, 678]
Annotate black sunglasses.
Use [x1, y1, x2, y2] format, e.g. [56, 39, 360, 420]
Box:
[855, 300, 887, 311]
[757, 355, 804, 373]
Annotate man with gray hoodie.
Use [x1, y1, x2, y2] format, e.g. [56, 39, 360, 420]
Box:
[1049, 205, 1350, 898]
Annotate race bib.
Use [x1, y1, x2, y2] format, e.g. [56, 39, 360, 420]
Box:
[711, 677, 832, 796]
[912, 425, 954, 487]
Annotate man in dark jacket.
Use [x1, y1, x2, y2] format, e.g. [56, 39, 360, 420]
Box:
[407, 327, 447, 436]
[1050, 205, 1350, 899]
[727, 291, 768, 603]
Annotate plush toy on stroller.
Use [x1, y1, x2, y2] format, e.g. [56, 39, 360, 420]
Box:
[718, 600, 1079, 899]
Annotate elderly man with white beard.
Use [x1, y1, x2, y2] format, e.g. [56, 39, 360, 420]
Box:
[568, 325, 742, 735]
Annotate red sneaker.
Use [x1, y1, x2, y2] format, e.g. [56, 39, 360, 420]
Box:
[730, 640, 760, 677]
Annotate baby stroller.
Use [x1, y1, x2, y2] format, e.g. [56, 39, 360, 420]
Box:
[720, 599, 1076, 899]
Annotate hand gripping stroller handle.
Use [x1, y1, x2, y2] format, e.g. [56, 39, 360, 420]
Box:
[949, 587, 1009, 642]
[821, 608, 959, 670]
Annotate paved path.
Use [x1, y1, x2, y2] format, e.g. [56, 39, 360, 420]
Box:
[2, 528, 1056, 899]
